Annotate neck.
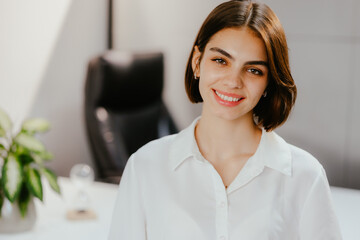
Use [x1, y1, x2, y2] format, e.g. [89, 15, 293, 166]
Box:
[195, 112, 262, 162]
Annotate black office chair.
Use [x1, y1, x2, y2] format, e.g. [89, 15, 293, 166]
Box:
[84, 51, 177, 183]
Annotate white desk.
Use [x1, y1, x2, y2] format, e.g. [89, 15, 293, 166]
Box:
[0, 177, 118, 240]
[0, 178, 359, 239]
[331, 186, 360, 240]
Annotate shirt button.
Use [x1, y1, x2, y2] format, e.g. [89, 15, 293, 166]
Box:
[219, 236, 226, 240]
[219, 201, 226, 208]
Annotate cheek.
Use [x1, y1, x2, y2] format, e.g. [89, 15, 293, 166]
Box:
[198, 78, 208, 99]
[199, 68, 224, 89]
[198, 66, 215, 95]
[248, 81, 268, 97]
[199, 59, 224, 78]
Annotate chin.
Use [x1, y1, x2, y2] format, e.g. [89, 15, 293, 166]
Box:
[214, 110, 249, 122]
[203, 101, 254, 122]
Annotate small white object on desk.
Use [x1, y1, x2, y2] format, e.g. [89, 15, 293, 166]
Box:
[67, 164, 97, 220]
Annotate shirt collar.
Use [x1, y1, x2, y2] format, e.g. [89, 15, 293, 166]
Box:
[257, 128, 292, 176]
[169, 117, 200, 170]
[169, 117, 292, 176]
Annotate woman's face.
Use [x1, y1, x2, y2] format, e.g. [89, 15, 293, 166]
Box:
[192, 27, 269, 122]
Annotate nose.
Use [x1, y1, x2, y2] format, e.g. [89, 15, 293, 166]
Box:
[223, 69, 243, 89]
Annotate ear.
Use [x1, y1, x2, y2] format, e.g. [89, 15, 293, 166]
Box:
[191, 46, 201, 78]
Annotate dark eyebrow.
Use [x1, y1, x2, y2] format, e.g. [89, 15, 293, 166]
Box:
[244, 61, 268, 67]
[209, 47, 268, 67]
[209, 47, 234, 60]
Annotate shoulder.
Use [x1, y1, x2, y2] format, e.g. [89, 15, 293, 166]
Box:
[127, 133, 178, 172]
[289, 144, 323, 170]
[287, 143, 326, 183]
[137, 134, 177, 155]
[269, 131, 325, 180]
[276, 139, 333, 206]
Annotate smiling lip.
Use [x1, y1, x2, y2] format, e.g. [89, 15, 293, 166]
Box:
[212, 89, 244, 107]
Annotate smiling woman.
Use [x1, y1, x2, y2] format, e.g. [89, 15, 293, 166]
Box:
[185, 1, 296, 132]
[192, 27, 269, 122]
[108, 1, 342, 239]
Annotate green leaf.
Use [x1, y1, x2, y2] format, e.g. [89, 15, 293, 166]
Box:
[21, 118, 50, 133]
[0, 144, 6, 157]
[0, 128, 5, 137]
[38, 151, 54, 161]
[14, 133, 45, 153]
[14, 145, 27, 155]
[2, 154, 23, 202]
[18, 154, 34, 165]
[0, 108, 12, 132]
[42, 168, 60, 194]
[18, 183, 31, 218]
[0, 180, 4, 217]
[26, 151, 54, 166]
[25, 167, 43, 201]
[31, 154, 43, 165]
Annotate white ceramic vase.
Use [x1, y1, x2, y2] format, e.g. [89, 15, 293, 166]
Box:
[0, 198, 37, 233]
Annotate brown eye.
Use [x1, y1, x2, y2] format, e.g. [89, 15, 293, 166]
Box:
[212, 58, 226, 65]
[247, 68, 263, 76]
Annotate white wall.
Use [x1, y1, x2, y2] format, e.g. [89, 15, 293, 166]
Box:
[0, 0, 72, 129]
[113, 0, 360, 188]
[1, 0, 108, 177]
[29, 0, 108, 177]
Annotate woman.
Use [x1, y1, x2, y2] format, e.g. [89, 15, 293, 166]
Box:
[109, 1, 342, 239]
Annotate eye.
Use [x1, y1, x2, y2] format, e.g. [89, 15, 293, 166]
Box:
[212, 58, 227, 65]
[247, 68, 263, 76]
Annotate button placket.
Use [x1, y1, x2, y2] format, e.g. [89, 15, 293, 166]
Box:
[209, 166, 229, 240]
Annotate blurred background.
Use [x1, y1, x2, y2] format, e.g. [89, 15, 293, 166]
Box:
[0, 0, 359, 188]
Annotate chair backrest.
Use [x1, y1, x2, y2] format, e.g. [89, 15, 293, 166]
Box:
[84, 51, 177, 183]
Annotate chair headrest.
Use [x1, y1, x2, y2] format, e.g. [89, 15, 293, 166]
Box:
[95, 51, 164, 111]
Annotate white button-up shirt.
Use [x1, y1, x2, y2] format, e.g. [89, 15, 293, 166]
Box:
[109, 118, 342, 240]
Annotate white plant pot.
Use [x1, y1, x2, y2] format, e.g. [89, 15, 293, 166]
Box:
[0, 198, 37, 233]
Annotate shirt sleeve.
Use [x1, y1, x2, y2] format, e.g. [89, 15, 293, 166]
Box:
[299, 167, 342, 240]
[108, 154, 147, 240]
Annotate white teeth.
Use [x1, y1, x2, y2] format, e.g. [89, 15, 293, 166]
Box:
[215, 90, 241, 102]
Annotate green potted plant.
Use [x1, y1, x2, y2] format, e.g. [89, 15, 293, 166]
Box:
[0, 108, 60, 232]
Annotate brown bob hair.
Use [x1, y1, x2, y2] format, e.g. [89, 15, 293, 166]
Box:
[185, 0, 297, 131]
